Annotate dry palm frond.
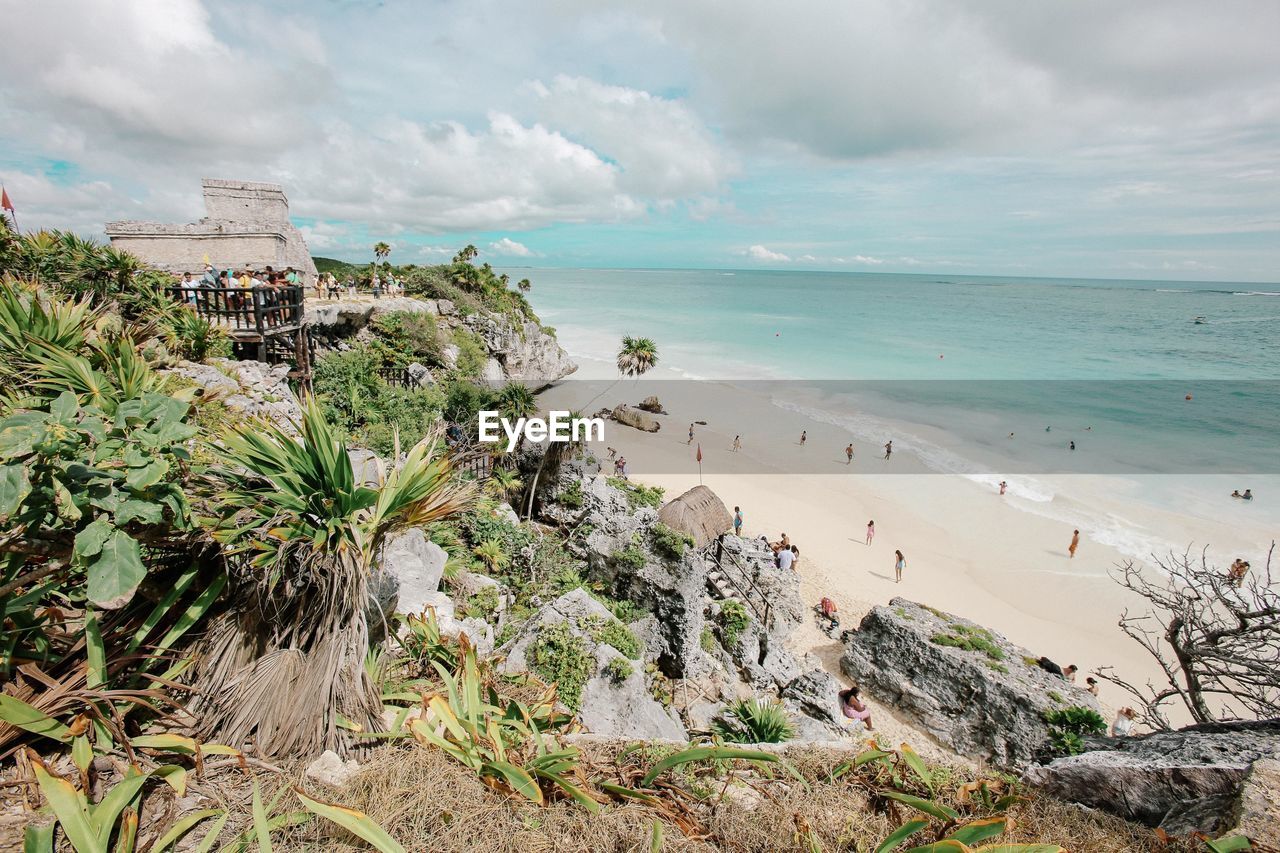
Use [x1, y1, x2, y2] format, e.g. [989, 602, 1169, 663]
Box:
[191, 396, 475, 757]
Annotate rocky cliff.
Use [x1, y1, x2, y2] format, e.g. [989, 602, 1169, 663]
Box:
[304, 295, 576, 388]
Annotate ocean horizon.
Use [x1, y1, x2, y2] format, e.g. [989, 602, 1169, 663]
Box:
[517, 267, 1280, 564]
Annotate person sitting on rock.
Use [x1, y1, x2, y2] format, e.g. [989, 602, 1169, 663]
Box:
[839, 686, 873, 731]
[1062, 664, 1078, 683]
[1110, 707, 1137, 737]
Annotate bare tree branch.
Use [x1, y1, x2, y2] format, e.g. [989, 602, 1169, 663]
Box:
[1095, 542, 1278, 731]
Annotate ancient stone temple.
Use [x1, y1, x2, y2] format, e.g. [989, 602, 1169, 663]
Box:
[105, 179, 317, 281]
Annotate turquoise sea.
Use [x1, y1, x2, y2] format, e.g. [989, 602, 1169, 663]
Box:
[514, 267, 1280, 560]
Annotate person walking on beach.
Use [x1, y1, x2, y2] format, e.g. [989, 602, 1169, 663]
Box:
[733, 506, 743, 536]
[884, 440, 893, 460]
[1068, 529, 1080, 558]
[846, 443, 854, 464]
[800, 430, 807, 446]
[865, 520, 875, 545]
[688, 423, 694, 445]
[733, 435, 741, 452]
[894, 550, 905, 582]
[999, 480, 1008, 496]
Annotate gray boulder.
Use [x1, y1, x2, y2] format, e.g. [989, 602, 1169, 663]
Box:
[579, 647, 686, 741]
[407, 362, 435, 388]
[583, 511, 708, 679]
[658, 486, 732, 549]
[167, 358, 303, 432]
[500, 590, 686, 740]
[611, 404, 661, 432]
[781, 669, 848, 741]
[841, 598, 1101, 768]
[378, 529, 448, 616]
[1021, 719, 1280, 829]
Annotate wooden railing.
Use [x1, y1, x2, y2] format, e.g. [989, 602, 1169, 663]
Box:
[167, 285, 305, 337]
[710, 536, 774, 631]
[377, 367, 412, 388]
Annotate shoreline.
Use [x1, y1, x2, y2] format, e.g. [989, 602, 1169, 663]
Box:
[539, 363, 1226, 730]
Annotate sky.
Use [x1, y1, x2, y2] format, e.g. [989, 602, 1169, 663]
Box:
[1, 0, 1278, 282]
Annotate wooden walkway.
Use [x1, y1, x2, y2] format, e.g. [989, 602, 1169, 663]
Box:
[168, 284, 313, 382]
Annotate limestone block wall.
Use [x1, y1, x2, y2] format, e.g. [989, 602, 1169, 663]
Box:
[108, 232, 286, 274]
[202, 178, 290, 223]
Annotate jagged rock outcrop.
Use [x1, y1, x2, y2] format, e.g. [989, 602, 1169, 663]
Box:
[658, 486, 732, 549]
[1021, 719, 1280, 832]
[378, 528, 449, 617]
[461, 313, 576, 387]
[612, 404, 660, 432]
[304, 295, 576, 388]
[841, 598, 1101, 767]
[781, 669, 847, 741]
[500, 590, 685, 740]
[581, 505, 708, 679]
[167, 359, 302, 430]
[636, 396, 667, 414]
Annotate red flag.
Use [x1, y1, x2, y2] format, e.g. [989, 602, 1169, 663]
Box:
[0, 187, 12, 213]
[696, 444, 702, 463]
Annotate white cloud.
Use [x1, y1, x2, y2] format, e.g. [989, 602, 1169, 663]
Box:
[525, 75, 733, 198]
[489, 237, 536, 257]
[746, 244, 790, 262]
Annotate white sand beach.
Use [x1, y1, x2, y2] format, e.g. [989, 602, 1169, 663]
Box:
[539, 363, 1231, 737]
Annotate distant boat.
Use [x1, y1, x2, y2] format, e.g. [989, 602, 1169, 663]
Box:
[1193, 316, 1207, 324]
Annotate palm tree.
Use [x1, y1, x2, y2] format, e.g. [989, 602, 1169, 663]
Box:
[190, 396, 475, 757]
[617, 335, 659, 378]
[484, 466, 523, 501]
[496, 382, 537, 421]
[517, 278, 532, 293]
[580, 335, 660, 413]
[373, 241, 391, 266]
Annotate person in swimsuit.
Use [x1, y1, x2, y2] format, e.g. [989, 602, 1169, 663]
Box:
[884, 440, 893, 459]
[688, 424, 694, 445]
[839, 686, 873, 731]
[894, 550, 905, 582]
[733, 435, 741, 452]
[733, 506, 743, 535]
[1069, 529, 1080, 558]
[999, 481, 1008, 495]
[800, 430, 807, 446]
[846, 443, 854, 464]
[865, 520, 875, 545]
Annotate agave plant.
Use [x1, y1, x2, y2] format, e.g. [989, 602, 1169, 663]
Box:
[190, 396, 475, 757]
[711, 698, 795, 744]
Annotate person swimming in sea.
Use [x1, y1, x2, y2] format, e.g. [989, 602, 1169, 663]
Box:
[1069, 440, 1076, 451]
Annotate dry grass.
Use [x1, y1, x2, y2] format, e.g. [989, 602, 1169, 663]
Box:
[265, 740, 1180, 853]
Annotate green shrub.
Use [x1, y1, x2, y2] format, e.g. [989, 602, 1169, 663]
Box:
[311, 345, 444, 454]
[700, 627, 718, 653]
[606, 477, 664, 510]
[718, 599, 750, 648]
[985, 660, 1009, 674]
[1044, 706, 1107, 756]
[711, 698, 794, 744]
[602, 657, 633, 685]
[613, 545, 647, 573]
[651, 522, 693, 560]
[451, 327, 489, 379]
[371, 310, 443, 367]
[529, 622, 594, 711]
[559, 479, 584, 509]
[459, 585, 500, 620]
[930, 625, 1005, 662]
[592, 621, 641, 659]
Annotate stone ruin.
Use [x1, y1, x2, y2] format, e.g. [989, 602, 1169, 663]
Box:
[106, 179, 317, 282]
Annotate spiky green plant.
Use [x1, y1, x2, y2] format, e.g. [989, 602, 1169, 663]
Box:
[190, 396, 475, 757]
[711, 698, 794, 744]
